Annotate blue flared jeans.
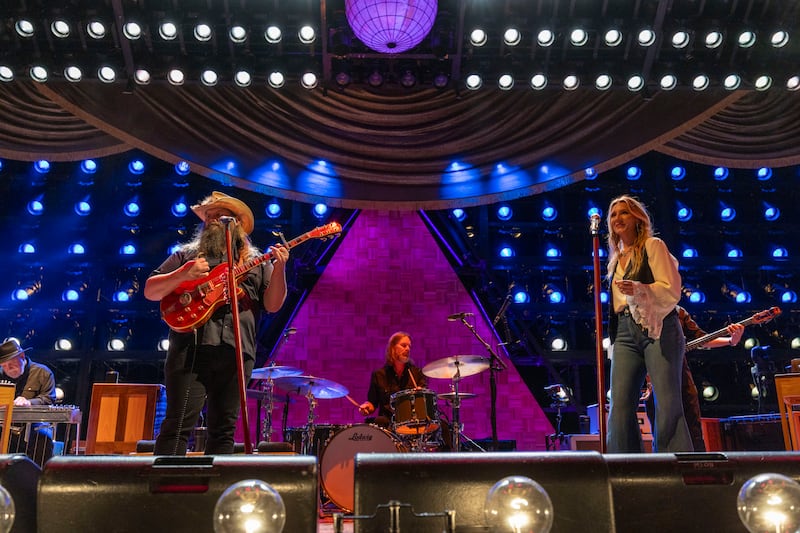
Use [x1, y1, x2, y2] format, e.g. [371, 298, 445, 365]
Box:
[607, 310, 693, 453]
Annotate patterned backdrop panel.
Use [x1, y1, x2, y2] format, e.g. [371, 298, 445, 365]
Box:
[240, 209, 553, 451]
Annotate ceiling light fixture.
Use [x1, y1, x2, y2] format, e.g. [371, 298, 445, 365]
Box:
[345, 0, 437, 53]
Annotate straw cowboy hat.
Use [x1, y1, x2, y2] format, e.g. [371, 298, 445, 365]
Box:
[0, 338, 29, 365]
[191, 191, 255, 235]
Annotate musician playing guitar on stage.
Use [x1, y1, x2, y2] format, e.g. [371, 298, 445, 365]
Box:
[144, 191, 289, 456]
[644, 305, 780, 451]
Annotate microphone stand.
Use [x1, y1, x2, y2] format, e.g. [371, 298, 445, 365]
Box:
[223, 218, 253, 455]
[456, 315, 506, 449]
[590, 214, 607, 453]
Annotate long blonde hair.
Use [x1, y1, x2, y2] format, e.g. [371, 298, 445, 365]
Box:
[605, 195, 653, 280]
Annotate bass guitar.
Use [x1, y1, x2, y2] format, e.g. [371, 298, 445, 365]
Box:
[160, 222, 342, 333]
[686, 306, 781, 351]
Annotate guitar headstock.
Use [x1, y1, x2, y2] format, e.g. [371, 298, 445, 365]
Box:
[310, 222, 343, 240]
[753, 306, 781, 324]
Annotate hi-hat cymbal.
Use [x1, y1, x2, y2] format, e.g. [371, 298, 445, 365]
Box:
[273, 375, 349, 399]
[250, 365, 304, 380]
[246, 389, 295, 403]
[438, 392, 477, 401]
[422, 355, 490, 379]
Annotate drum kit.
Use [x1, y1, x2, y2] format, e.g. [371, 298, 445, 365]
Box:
[247, 354, 490, 512]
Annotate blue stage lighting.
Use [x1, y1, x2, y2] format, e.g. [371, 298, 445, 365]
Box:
[451, 208, 466, 221]
[670, 166, 686, 180]
[763, 204, 780, 221]
[119, 243, 137, 255]
[772, 247, 788, 258]
[781, 290, 798, 304]
[174, 160, 191, 175]
[171, 200, 187, 217]
[587, 206, 602, 219]
[499, 246, 515, 258]
[720, 206, 736, 222]
[266, 202, 282, 218]
[626, 166, 642, 180]
[113, 291, 130, 302]
[168, 243, 181, 254]
[513, 290, 530, 304]
[124, 200, 140, 217]
[80, 159, 97, 174]
[18, 243, 35, 254]
[34, 160, 51, 174]
[676, 205, 693, 222]
[713, 167, 729, 180]
[544, 284, 565, 304]
[128, 159, 145, 174]
[682, 247, 698, 258]
[584, 167, 597, 179]
[497, 205, 513, 221]
[74, 199, 91, 216]
[545, 246, 561, 258]
[62, 289, 80, 302]
[27, 198, 44, 215]
[727, 247, 743, 258]
[541, 205, 557, 221]
[68, 243, 85, 255]
[313, 203, 328, 218]
[600, 291, 609, 304]
[756, 167, 773, 181]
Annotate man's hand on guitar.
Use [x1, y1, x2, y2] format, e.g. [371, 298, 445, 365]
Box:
[181, 257, 210, 280]
[727, 323, 745, 346]
[269, 244, 290, 270]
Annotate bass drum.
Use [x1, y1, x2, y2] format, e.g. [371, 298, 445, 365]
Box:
[319, 424, 406, 512]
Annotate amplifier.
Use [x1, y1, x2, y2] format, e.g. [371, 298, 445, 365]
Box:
[721, 413, 784, 451]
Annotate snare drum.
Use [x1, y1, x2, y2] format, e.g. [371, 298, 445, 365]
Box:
[390, 388, 440, 435]
[320, 424, 406, 512]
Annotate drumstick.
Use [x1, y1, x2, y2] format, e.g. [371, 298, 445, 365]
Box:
[345, 394, 361, 408]
[409, 371, 419, 389]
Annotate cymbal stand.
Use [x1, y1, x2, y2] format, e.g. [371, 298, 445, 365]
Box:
[260, 378, 276, 442]
[450, 363, 463, 452]
[302, 390, 318, 456]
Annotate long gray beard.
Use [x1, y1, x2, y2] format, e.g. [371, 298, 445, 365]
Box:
[198, 222, 245, 259]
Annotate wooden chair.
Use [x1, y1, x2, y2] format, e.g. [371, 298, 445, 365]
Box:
[774, 373, 800, 451]
[0, 383, 15, 453]
[85, 383, 164, 454]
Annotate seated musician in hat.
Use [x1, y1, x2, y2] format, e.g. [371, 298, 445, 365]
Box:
[0, 338, 56, 467]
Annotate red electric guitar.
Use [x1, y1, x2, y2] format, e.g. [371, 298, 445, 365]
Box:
[686, 306, 781, 351]
[160, 222, 342, 333]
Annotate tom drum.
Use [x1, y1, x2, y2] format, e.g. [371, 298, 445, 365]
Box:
[390, 388, 440, 435]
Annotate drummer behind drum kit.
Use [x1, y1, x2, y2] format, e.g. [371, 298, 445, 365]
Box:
[249, 355, 490, 512]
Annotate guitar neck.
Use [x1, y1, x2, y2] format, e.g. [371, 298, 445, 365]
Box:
[232, 233, 310, 278]
[686, 314, 759, 351]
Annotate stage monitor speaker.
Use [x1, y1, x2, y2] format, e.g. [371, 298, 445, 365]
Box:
[606, 451, 800, 532]
[0, 454, 40, 533]
[38, 455, 318, 532]
[354, 451, 612, 533]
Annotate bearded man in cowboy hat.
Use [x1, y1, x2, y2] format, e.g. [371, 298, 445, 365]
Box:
[0, 338, 56, 466]
[144, 191, 289, 455]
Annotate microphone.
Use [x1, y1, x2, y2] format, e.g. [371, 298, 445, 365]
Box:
[219, 216, 237, 224]
[447, 312, 473, 321]
[283, 327, 297, 336]
[493, 294, 512, 326]
[589, 213, 601, 234]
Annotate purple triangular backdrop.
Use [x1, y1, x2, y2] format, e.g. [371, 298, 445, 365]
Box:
[240, 210, 553, 451]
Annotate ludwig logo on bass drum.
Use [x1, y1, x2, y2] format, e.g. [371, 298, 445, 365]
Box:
[348, 432, 373, 442]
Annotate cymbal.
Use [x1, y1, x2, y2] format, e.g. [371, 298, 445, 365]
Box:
[273, 375, 349, 399]
[250, 365, 304, 380]
[246, 389, 295, 403]
[422, 355, 490, 379]
[438, 392, 477, 401]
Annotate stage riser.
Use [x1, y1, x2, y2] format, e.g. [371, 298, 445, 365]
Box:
[37, 455, 318, 533]
[354, 451, 800, 533]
